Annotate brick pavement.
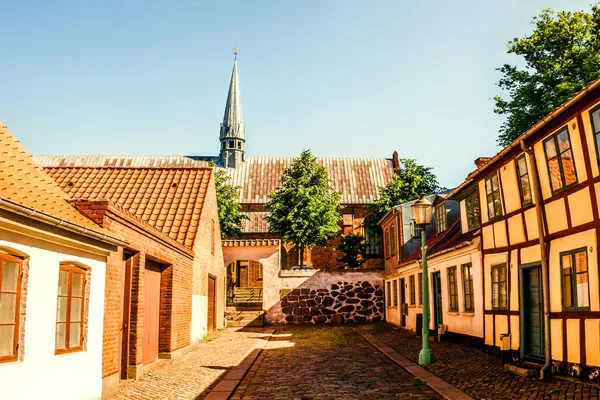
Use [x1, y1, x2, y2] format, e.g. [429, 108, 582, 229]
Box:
[356, 323, 600, 400]
[103, 327, 272, 400]
[231, 325, 442, 399]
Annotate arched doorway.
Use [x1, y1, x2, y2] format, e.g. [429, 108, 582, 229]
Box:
[226, 259, 263, 304]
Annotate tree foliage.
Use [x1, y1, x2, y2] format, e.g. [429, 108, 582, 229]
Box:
[210, 162, 247, 239]
[336, 233, 366, 269]
[265, 150, 342, 267]
[365, 159, 442, 230]
[494, 5, 600, 146]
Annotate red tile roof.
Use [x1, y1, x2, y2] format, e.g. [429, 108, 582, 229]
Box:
[34, 155, 395, 204]
[44, 166, 212, 248]
[0, 121, 118, 240]
[222, 239, 280, 247]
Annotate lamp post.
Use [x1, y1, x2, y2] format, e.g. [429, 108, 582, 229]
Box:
[412, 193, 434, 365]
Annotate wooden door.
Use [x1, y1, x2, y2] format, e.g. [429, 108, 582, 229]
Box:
[143, 268, 161, 365]
[524, 266, 544, 359]
[207, 275, 217, 331]
[432, 272, 443, 331]
[400, 278, 406, 326]
[120, 255, 134, 379]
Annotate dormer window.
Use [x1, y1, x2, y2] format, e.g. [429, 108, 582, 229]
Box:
[435, 202, 447, 234]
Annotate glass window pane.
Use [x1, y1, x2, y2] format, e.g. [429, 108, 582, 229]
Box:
[517, 157, 528, 176]
[56, 296, 68, 323]
[488, 196, 495, 218]
[500, 282, 507, 308]
[494, 192, 502, 216]
[562, 254, 572, 275]
[545, 138, 557, 159]
[0, 293, 17, 324]
[492, 174, 499, 191]
[0, 325, 15, 357]
[548, 158, 563, 190]
[58, 270, 68, 296]
[1, 261, 19, 292]
[72, 272, 84, 297]
[561, 150, 577, 186]
[499, 265, 506, 281]
[486, 179, 492, 194]
[520, 175, 532, 204]
[492, 267, 498, 283]
[557, 130, 571, 152]
[577, 276, 590, 308]
[575, 251, 587, 273]
[492, 283, 499, 307]
[563, 274, 573, 308]
[70, 298, 82, 322]
[69, 322, 81, 347]
[593, 110, 600, 133]
[56, 323, 66, 349]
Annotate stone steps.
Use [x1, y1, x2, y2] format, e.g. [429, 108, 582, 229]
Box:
[227, 319, 264, 327]
[225, 309, 265, 327]
[233, 288, 263, 303]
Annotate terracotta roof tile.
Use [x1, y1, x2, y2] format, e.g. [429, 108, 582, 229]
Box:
[0, 121, 114, 237]
[44, 166, 212, 249]
[35, 155, 394, 204]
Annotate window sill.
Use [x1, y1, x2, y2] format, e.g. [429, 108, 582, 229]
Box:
[55, 347, 83, 356]
[447, 311, 459, 315]
[462, 312, 475, 317]
[409, 304, 417, 308]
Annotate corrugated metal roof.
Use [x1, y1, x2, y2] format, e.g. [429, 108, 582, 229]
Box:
[35, 155, 394, 204]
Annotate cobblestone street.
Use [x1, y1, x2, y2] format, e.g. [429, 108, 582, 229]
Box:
[356, 324, 600, 400]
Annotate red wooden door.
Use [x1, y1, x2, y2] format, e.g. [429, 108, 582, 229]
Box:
[208, 276, 216, 331]
[143, 269, 161, 365]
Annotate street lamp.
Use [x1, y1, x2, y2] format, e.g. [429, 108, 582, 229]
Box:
[412, 193, 434, 365]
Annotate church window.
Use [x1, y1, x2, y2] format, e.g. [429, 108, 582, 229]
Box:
[228, 141, 234, 149]
[237, 141, 241, 149]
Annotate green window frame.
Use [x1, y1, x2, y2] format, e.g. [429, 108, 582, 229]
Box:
[409, 275, 416, 305]
[485, 172, 503, 220]
[465, 190, 481, 230]
[515, 154, 533, 207]
[543, 127, 577, 193]
[435, 202, 447, 234]
[491, 263, 507, 310]
[560, 248, 590, 311]
[364, 227, 381, 256]
[447, 266, 458, 311]
[462, 263, 474, 312]
[418, 273, 422, 305]
[589, 104, 600, 166]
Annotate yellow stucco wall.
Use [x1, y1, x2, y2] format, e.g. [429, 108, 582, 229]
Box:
[510, 315, 520, 350]
[524, 208, 539, 240]
[567, 319, 580, 364]
[508, 215, 526, 245]
[482, 225, 494, 250]
[551, 319, 563, 361]
[485, 314, 494, 346]
[582, 102, 600, 179]
[499, 160, 521, 214]
[493, 221, 508, 248]
[567, 187, 594, 227]
[545, 199, 568, 234]
[520, 244, 541, 265]
[585, 319, 600, 367]
[509, 249, 519, 312]
[495, 315, 509, 347]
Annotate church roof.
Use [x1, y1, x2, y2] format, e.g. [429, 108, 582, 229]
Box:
[220, 59, 245, 141]
[35, 155, 395, 204]
[43, 166, 213, 249]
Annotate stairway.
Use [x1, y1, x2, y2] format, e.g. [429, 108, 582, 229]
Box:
[232, 287, 263, 303]
[225, 303, 264, 327]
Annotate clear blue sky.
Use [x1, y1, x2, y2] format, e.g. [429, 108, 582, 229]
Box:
[0, 1, 594, 188]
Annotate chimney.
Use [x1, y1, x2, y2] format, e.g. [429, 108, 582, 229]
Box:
[392, 151, 400, 174]
[474, 157, 491, 169]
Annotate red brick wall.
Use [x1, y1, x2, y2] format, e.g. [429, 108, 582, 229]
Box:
[379, 209, 403, 277]
[71, 201, 195, 379]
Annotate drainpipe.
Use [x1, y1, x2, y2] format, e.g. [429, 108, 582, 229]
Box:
[521, 140, 552, 379]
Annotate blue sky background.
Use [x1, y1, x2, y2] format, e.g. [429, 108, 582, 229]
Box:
[0, 1, 594, 188]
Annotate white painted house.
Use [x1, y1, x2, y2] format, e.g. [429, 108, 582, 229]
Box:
[0, 121, 125, 400]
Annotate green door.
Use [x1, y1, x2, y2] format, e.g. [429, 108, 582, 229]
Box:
[524, 267, 544, 359]
[432, 272, 443, 331]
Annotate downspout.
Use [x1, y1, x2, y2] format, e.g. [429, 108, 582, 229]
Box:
[521, 140, 552, 379]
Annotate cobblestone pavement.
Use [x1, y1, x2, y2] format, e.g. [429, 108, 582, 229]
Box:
[356, 323, 600, 400]
[104, 327, 272, 400]
[231, 325, 442, 400]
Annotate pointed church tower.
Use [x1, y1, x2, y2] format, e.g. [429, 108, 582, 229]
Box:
[219, 52, 246, 168]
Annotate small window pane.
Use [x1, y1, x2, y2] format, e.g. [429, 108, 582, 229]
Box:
[517, 157, 527, 176]
[561, 150, 577, 185]
[562, 254, 572, 275]
[69, 323, 81, 347]
[72, 272, 84, 297]
[557, 130, 570, 152]
[58, 270, 69, 296]
[545, 138, 557, 158]
[0, 293, 17, 324]
[520, 175, 532, 204]
[592, 110, 600, 133]
[486, 179, 492, 194]
[70, 298, 82, 322]
[575, 252, 587, 273]
[577, 278, 590, 308]
[56, 297, 68, 322]
[492, 284, 499, 308]
[491, 174, 499, 191]
[1, 261, 19, 292]
[563, 274, 573, 308]
[548, 158, 562, 190]
[56, 323, 66, 349]
[0, 325, 15, 357]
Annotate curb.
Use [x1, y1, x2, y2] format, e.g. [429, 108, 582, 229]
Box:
[358, 331, 473, 400]
[204, 328, 275, 400]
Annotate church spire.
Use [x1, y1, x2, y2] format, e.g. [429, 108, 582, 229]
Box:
[219, 49, 246, 168]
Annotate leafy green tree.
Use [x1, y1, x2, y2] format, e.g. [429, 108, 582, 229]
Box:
[365, 158, 442, 230]
[265, 150, 342, 267]
[210, 162, 248, 239]
[494, 5, 600, 146]
[336, 233, 366, 269]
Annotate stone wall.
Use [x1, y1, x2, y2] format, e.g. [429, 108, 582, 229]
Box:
[266, 270, 384, 324]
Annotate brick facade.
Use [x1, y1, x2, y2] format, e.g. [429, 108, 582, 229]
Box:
[379, 209, 403, 276]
